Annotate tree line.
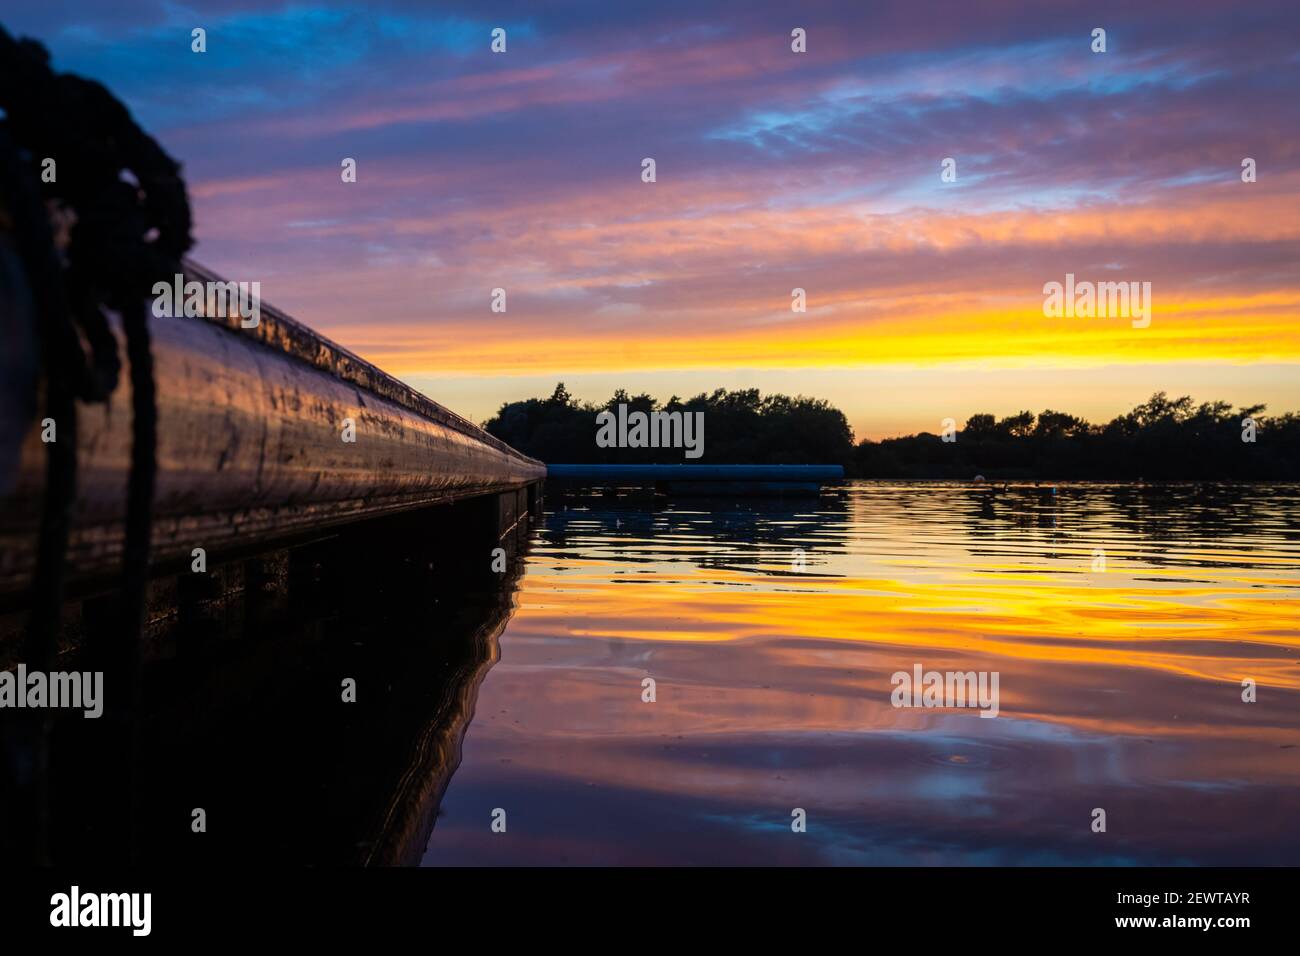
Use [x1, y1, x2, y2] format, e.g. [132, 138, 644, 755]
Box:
[483, 385, 1300, 479]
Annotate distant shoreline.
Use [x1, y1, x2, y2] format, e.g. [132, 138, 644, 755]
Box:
[486, 385, 1300, 483]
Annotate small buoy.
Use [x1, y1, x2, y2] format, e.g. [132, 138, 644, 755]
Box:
[973, 474, 986, 483]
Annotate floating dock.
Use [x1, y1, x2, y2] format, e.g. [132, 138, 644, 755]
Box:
[545, 463, 844, 496]
[0, 259, 546, 605]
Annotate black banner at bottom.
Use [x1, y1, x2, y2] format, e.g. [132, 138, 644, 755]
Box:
[0, 866, 1282, 941]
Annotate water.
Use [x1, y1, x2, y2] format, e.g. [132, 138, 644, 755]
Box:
[422, 481, 1300, 865]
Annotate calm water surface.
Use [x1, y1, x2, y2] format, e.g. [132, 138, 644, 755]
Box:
[422, 481, 1300, 865]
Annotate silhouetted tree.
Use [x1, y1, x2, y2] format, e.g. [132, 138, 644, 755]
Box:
[483, 384, 853, 465]
[484, 387, 1298, 479]
[848, 392, 1298, 479]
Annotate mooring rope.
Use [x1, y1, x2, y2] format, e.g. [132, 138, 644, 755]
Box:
[0, 26, 193, 862]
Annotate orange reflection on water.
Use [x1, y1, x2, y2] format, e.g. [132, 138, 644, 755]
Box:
[425, 483, 1300, 865]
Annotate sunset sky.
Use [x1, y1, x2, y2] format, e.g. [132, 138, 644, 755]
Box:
[10, 0, 1299, 439]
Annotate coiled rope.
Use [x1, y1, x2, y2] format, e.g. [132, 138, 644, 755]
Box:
[0, 26, 193, 862]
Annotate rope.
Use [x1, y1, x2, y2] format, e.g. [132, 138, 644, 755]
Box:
[0, 26, 193, 863]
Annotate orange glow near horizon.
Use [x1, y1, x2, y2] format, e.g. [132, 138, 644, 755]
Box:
[331, 292, 1300, 377]
[220, 173, 1300, 407]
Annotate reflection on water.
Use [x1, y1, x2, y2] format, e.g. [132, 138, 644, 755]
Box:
[19, 483, 1296, 866]
[422, 482, 1300, 866]
[20, 508, 523, 866]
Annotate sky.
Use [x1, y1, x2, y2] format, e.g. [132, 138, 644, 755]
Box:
[5, 0, 1298, 439]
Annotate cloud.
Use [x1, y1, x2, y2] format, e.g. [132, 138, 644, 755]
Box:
[14, 0, 1300, 429]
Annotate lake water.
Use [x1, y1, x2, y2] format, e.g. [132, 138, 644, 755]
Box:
[422, 481, 1300, 865]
